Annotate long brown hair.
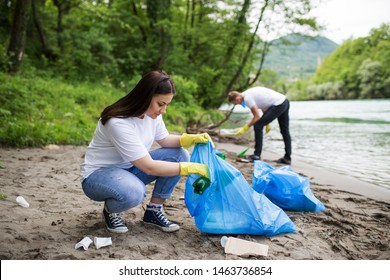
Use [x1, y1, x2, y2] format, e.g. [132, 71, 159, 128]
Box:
[100, 70, 175, 125]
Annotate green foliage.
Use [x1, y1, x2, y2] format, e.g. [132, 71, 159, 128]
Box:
[6, 0, 387, 145]
[0, 44, 8, 72]
[258, 69, 279, 88]
[1, 0, 323, 105]
[357, 59, 388, 98]
[308, 24, 390, 99]
[0, 72, 212, 147]
[264, 26, 390, 100]
[286, 79, 310, 101]
[306, 81, 347, 100]
[170, 75, 197, 105]
[0, 73, 118, 146]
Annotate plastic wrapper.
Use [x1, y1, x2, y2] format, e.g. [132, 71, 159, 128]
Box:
[185, 142, 296, 236]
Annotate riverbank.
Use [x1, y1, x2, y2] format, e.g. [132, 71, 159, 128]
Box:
[0, 143, 389, 260]
[221, 99, 390, 190]
[216, 142, 390, 203]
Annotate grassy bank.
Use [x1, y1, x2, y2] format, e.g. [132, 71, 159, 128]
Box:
[0, 73, 220, 147]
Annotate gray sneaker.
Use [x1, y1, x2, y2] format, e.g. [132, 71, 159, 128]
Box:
[143, 205, 180, 232]
[103, 207, 128, 233]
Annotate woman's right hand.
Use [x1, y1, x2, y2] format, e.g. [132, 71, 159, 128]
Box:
[179, 162, 210, 179]
[179, 133, 214, 148]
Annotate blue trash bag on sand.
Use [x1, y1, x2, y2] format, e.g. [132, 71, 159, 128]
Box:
[184, 142, 296, 236]
[252, 161, 326, 212]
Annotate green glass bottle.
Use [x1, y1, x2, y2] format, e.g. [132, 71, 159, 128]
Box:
[216, 152, 226, 160]
[192, 177, 211, 195]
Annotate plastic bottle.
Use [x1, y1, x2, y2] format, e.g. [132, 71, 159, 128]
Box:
[192, 177, 210, 195]
[216, 152, 226, 160]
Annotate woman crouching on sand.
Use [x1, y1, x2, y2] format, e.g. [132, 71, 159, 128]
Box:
[80, 70, 211, 233]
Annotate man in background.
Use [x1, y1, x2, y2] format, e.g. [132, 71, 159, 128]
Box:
[228, 86, 292, 164]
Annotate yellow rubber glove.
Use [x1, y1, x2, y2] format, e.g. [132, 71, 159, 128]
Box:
[180, 133, 213, 149]
[235, 124, 250, 135]
[179, 162, 210, 179]
[265, 123, 271, 134]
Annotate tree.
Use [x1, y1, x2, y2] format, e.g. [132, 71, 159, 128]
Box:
[2, 0, 320, 103]
[7, 0, 31, 74]
[358, 59, 386, 98]
[310, 24, 390, 99]
[52, 0, 78, 53]
[146, 0, 172, 69]
[211, 0, 252, 88]
[224, 0, 269, 95]
[31, 0, 57, 61]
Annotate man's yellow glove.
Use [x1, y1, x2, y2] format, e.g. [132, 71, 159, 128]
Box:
[235, 124, 250, 135]
[265, 123, 271, 134]
[180, 133, 213, 149]
[179, 162, 210, 179]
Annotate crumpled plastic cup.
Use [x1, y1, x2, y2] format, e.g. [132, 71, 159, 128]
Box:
[75, 236, 93, 250]
[220, 236, 228, 248]
[94, 237, 112, 249]
[16, 196, 30, 208]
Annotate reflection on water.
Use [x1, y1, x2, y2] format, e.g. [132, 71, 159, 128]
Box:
[221, 99, 390, 190]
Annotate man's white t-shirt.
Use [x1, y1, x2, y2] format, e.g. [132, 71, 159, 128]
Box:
[242, 87, 286, 112]
[80, 115, 169, 181]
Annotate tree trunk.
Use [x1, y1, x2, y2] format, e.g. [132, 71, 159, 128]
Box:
[52, 0, 67, 53]
[210, 0, 251, 87]
[31, 0, 57, 61]
[190, 0, 196, 28]
[131, 0, 147, 43]
[56, 4, 64, 52]
[7, 0, 31, 74]
[156, 27, 168, 68]
[183, 0, 191, 50]
[189, 0, 204, 63]
[220, 0, 251, 70]
[146, 0, 171, 69]
[224, 0, 269, 95]
[244, 40, 271, 89]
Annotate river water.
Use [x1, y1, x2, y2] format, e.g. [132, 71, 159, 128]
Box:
[220, 99, 390, 190]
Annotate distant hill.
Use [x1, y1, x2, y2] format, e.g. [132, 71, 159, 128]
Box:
[263, 33, 338, 81]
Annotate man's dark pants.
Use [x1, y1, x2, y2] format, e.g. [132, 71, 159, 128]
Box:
[253, 99, 291, 160]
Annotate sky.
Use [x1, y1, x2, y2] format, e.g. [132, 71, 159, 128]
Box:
[310, 0, 390, 44]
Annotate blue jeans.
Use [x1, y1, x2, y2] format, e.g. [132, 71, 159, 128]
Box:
[81, 147, 189, 213]
[253, 99, 291, 160]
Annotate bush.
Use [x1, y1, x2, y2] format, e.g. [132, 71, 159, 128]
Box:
[0, 72, 211, 147]
[0, 73, 123, 147]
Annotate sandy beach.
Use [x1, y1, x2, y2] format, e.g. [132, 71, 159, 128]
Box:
[0, 140, 389, 260]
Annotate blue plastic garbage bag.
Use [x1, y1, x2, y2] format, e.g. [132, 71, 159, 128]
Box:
[184, 142, 296, 235]
[252, 161, 326, 212]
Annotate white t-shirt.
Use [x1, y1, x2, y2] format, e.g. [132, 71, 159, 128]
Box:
[242, 87, 286, 112]
[80, 115, 169, 180]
